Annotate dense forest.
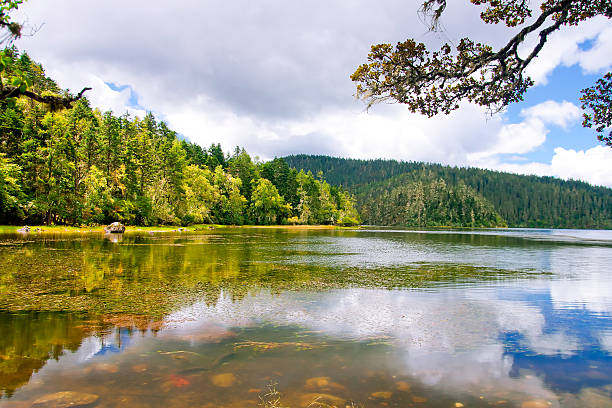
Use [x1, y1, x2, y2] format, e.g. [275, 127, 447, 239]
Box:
[285, 155, 612, 229]
[0, 50, 359, 226]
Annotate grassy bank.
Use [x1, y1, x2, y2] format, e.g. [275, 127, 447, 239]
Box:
[0, 224, 357, 234]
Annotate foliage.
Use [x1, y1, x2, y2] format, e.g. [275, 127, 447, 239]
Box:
[285, 155, 612, 229]
[0, 152, 22, 221]
[0, 50, 359, 226]
[249, 178, 290, 225]
[581, 72, 612, 146]
[351, 0, 612, 144]
[361, 178, 506, 227]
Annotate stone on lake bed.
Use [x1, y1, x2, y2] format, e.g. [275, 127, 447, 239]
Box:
[370, 391, 393, 399]
[31, 391, 99, 408]
[395, 381, 411, 392]
[131, 363, 148, 372]
[298, 393, 346, 407]
[521, 400, 552, 408]
[211, 372, 237, 387]
[84, 362, 119, 374]
[304, 377, 346, 392]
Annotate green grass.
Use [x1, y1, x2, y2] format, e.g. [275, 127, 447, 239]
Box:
[0, 224, 359, 234]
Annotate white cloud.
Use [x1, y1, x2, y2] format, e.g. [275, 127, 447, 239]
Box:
[468, 100, 581, 161]
[488, 145, 612, 187]
[524, 16, 612, 85]
[549, 146, 612, 187]
[522, 100, 582, 129]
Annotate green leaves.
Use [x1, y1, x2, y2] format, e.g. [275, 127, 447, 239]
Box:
[581, 72, 612, 147]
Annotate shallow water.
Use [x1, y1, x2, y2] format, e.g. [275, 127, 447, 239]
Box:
[1, 227, 611, 407]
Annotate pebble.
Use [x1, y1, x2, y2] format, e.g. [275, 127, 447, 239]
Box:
[86, 363, 119, 374]
[31, 391, 99, 408]
[395, 381, 411, 392]
[370, 391, 393, 399]
[521, 400, 551, 408]
[211, 372, 237, 387]
[298, 393, 345, 408]
[304, 376, 346, 392]
[131, 364, 148, 372]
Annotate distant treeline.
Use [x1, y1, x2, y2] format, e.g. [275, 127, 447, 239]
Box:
[284, 155, 612, 229]
[0, 50, 359, 226]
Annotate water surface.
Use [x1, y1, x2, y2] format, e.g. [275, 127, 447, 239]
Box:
[1, 228, 611, 407]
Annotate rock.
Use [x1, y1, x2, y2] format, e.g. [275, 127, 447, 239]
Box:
[370, 391, 393, 399]
[521, 400, 551, 408]
[304, 377, 346, 392]
[17, 226, 30, 233]
[131, 364, 148, 373]
[31, 391, 99, 408]
[298, 393, 346, 407]
[84, 362, 119, 374]
[395, 381, 411, 392]
[211, 373, 237, 387]
[104, 222, 125, 234]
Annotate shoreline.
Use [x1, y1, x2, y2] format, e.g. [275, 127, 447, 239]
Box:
[0, 224, 359, 234]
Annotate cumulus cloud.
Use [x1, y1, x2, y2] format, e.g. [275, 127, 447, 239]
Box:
[524, 16, 612, 85]
[468, 100, 582, 161]
[487, 145, 612, 188]
[462, 100, 612, 188]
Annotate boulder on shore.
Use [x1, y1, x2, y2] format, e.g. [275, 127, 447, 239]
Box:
[17, 226, 30, 233]
[104, 222, 126, 234]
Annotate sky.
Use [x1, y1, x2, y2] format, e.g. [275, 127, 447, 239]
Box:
[12, 0, 612, 187]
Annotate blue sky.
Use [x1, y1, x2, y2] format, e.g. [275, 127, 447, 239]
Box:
[14, 0, 612, 187]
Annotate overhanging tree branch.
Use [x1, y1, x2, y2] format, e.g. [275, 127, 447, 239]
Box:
[352, 0, 611, 125]
[0, 86, 92, 110]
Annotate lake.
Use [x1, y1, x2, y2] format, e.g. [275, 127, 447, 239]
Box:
[0, 227, 611, 407]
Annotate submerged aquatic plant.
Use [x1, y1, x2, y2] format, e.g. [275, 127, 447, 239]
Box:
[259, 383, 288, 408]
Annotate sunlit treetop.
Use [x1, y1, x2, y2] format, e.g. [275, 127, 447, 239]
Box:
[351, 0, 612, 144]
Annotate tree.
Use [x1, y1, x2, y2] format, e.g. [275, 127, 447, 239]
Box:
[1, 2, 90, 109]
[351, 0, 612, 144]
[180, 164, 216, 224]
[0, 152, 22, 221]
[249, 178, 290, 225]
[228, 147, 259, 202]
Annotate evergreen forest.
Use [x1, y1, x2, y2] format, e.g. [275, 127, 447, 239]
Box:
[0, 50, 359, 227]
[284, 155, 612, 229]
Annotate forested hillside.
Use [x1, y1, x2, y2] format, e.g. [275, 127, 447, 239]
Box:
[284, 155, 612, 229]
[0, 50, 359, 226]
